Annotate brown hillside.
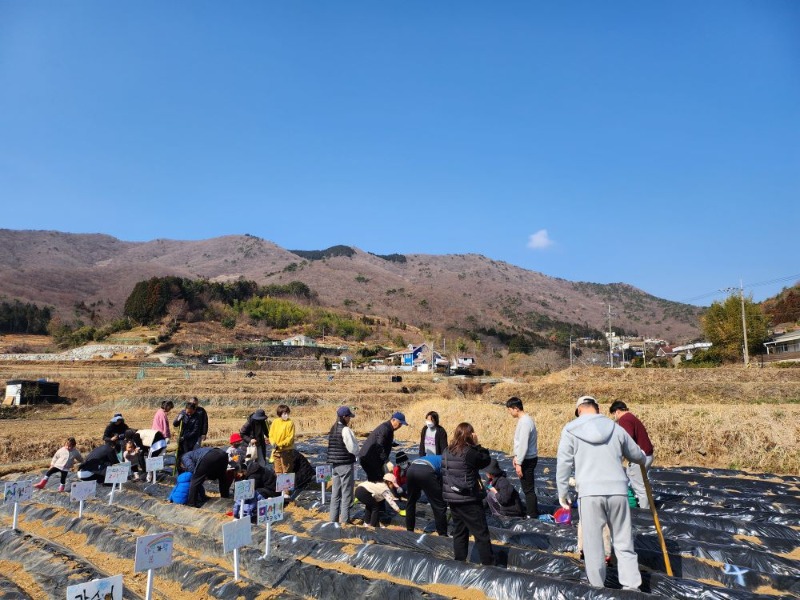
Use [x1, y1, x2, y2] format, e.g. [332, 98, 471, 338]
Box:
[0, 229, 702, 343]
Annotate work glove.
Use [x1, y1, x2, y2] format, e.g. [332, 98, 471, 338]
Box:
[559, 496, 572, 511]
[398, 509, 407, 517]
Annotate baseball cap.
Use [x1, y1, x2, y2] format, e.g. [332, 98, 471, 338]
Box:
[111, 413, 123, 423]
[337, 406, 355, 418]
[391, 411, 408, 426]
[575, 395, 598, 416]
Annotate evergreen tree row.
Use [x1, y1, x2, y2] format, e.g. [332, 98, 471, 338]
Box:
[0, 300, 53, 334]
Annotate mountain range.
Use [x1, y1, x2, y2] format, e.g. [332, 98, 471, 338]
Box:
[0, 229, 702, 343]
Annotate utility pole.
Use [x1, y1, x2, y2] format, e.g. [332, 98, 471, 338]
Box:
[642, 335, 646, 369]
[607, 304, 615, 368]
[722, 284, 750, 367]
[740, 281, 750, 366]
[568, 336, 572, 368]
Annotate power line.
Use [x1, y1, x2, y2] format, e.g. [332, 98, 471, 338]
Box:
[681, 272, 800, 304]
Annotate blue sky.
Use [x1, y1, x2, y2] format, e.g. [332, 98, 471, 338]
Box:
[1, 2, 798, 305]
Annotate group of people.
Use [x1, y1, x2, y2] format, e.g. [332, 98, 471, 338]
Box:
[326, 406, 502, 566]
[170, 403, 298, 509]
[327, 395, 654, 591]
[34, 403, 177, 491]
[32, 398, 301, 513]
[31, 391, 655, 591]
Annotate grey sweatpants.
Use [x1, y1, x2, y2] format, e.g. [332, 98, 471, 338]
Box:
[579, 495, 641, 590]
[329, 463, 355, 523]
[626, 453, 654, 509]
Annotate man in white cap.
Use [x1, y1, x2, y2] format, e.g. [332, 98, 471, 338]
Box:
[556, 395, 646, 591]
[103, 413, 128, 452]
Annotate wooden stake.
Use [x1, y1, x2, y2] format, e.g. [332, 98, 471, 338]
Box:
[640, 463, 673, 576]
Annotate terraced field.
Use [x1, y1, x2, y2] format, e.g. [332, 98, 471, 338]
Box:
[0, 362, 798, 598]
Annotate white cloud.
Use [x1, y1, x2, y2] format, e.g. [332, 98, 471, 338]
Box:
[527, 229, 554, 250]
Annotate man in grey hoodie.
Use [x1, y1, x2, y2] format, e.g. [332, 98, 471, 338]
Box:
[556, 395, 646, 591]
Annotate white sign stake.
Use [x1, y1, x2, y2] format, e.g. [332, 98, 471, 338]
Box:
[3, 480, 33, 530]
[316, 465, 332, 505]
[222, 517, 252, 581]
[233, 479, 255, 520]
[104, 464, 131, 505]
[134, 531, 174, 600]
[145, 455, 164, 484]
[257, 496, 284, 558]
[66, 573, 123, 600]
[276, 473, 295, 495]
[70, 480, 97, 519]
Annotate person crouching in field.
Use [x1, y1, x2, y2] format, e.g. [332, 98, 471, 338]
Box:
[34, 437, 83, 492]
[484, 458, 526, 519]
[180, 447, 231, 508]
[269, 404, 296, 498]
[355, 473, 404, 528]
[77, 439, 120, 484]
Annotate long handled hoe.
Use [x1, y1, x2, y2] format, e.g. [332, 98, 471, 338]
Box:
[640, 463, 673, 576]
[173, 420, 183, 476]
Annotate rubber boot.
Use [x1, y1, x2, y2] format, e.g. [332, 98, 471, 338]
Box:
[33, 477, 47, 489]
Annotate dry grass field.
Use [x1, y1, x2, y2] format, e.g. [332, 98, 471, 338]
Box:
[1, 361, 797, 475]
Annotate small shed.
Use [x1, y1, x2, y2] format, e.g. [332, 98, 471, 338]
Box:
[3, 379, 60, 406]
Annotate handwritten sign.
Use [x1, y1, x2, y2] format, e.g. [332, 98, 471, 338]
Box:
[145, 456, 164, 473]
[222, 516, 252, 553]
[233, 479, 255, 502]
[275, 473, 295, 493]
[134, 531, 174, 573]
[70, 480, 97, 502]
[257, 496, 284, 525]
[3, 480, 33, 504]
[66, 573, 123, 600]
[104, 463, 131, 485]
[315, 465, 332, 483]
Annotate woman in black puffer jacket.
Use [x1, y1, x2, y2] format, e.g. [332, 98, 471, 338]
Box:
[442, 422, 495, 566]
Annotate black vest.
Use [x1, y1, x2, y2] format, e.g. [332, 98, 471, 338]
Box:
[442, 447, 479, 504]
[328, 421, 355, 466]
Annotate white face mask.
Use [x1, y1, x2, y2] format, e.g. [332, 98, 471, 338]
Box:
[426, 421, 435, 429]
[281, 414, 290, 421]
